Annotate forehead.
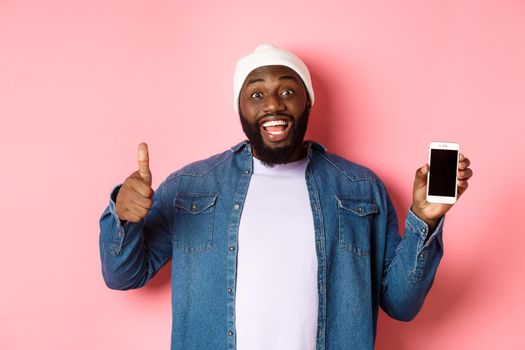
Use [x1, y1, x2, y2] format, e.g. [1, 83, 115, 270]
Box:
[244, 65, 302, 84]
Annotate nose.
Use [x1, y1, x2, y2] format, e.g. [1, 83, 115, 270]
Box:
[263, 93, 286, 114]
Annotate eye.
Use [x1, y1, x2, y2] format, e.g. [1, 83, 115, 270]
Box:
[281, 89, 295, 96]
[250, 92, 264, 99]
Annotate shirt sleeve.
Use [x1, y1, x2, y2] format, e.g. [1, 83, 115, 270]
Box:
[99, 183, 172, 290]
[379, 187, 445, 321]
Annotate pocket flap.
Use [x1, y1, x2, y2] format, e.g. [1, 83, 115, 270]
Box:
[174, 194, 218, 214]
[336, 196, 378, 216]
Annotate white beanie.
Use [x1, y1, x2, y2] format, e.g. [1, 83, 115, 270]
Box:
[233, 44, 315, 114]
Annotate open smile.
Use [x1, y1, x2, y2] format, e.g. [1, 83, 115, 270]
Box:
[259, 116, 293, 143]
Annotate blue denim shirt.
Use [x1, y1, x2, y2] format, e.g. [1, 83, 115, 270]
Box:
[99, 140, 444, 350]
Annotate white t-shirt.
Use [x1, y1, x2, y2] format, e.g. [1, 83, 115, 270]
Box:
[235, 157, 318, 350]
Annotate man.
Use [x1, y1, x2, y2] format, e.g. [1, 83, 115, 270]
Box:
[99, 44, 473, 350]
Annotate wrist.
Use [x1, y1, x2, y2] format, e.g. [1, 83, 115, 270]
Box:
[410, 205, 439, 232]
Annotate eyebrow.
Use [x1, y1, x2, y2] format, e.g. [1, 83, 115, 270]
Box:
[246, 78, 265, 85]
[246, 75, 299, 86]
[278, 75, 298, 82]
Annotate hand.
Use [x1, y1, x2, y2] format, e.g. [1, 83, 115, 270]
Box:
[115, 143, 154, 222]
[411, 154, 473, 231]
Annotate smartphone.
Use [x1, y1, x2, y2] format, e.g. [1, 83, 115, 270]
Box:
[426, 142, 460, 204]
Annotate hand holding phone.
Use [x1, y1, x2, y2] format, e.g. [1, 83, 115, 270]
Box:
[411, 142, 472, 230]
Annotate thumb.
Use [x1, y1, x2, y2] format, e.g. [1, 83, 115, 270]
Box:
[413, 163, 429, 190]
[412, 164, 429, 208]
[138, 142, 152, 186]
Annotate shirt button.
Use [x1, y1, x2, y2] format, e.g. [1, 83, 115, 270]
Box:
[229, 246, 236, 251]
[228, 331, 234, 336]
[227, 288, 232, 293]
[191, 204, 197, 210]
[234, 204, 240, 210]
[244, 170, 250, 174]
[422, 228, 427, 233]
[419, 252, 425, 258]
[118, 231, 124, 238]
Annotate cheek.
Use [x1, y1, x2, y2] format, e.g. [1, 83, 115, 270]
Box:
[289, 91, 308, 114]
[289, 101, 307, 115]
[240, 101, 259, 120]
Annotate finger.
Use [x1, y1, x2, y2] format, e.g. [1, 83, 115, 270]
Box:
[138, 143, 152, 186]
[458, 168, 473, 180]
[457, 180, 469, 198]
[458, 155, 470, 170]
[129, 173, 154, 198]
[115, 200, 142, 222]
[124, 211, 143, 223]
[130, 193, 153, 210]
[126, 203, 149, 219]
[458, 179, 469, 188]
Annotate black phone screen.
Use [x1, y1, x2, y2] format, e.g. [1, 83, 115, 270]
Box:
[428, 149, 458, 196]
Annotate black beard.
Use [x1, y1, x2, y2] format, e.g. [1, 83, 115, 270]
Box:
[239, 108, 310, 167]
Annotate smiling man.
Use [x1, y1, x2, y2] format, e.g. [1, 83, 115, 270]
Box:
[99, 44, 473, 350]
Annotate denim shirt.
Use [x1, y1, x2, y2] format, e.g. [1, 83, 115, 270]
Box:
[99, 140, 444, 350]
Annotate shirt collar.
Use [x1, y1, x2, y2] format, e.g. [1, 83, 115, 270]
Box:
[230, 140, 327, 154]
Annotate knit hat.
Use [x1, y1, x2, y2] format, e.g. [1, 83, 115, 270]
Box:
[233, 44, 315, 114]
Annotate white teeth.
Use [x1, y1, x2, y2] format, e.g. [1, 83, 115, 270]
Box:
[262, 120, 288, 127]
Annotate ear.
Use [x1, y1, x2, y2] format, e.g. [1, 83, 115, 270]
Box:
[306, 96, 312, 110]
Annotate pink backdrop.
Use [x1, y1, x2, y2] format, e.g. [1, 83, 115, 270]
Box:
[1, 0, 524, 349]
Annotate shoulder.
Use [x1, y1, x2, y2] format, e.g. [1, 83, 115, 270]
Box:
[163, 141, 247, 183]
[308, 141, 381, 184]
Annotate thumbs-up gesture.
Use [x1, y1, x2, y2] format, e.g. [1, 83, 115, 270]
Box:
[115, 143, 154, 222]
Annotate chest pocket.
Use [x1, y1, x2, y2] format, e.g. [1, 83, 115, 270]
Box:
[336, 196, 378, 256]
[173, 193, 217, 254]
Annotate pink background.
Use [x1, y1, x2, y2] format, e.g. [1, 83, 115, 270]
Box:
[1, 0, 524, 349]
